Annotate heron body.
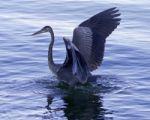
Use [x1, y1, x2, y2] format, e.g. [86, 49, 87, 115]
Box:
[32, 7, 121, 86]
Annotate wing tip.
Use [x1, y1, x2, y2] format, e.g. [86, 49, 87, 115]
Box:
[107, 7, 121, 15]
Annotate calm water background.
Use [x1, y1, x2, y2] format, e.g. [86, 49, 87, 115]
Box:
[0, 0, 150, 120]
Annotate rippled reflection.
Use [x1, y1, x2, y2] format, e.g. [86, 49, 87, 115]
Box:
[45, 86, 113, 120]
[63, 91, 106, 120]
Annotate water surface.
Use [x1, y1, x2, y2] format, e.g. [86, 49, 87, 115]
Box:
[0, 0, 150, 120]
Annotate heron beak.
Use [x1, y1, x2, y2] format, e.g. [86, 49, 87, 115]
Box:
[31, 29, 44, 36]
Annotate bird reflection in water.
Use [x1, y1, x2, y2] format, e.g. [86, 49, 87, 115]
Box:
[34, 7, 120, 119]
[45, 88, 112, 120]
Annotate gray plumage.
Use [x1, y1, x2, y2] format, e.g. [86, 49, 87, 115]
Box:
[73, 7, 121, 71]
[32, 7, 121, 85]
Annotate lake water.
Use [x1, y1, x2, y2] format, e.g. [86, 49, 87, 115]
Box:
[0, 0, 150, 120]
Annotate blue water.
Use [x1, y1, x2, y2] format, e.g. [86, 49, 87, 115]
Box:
[0, 0, 150, 120]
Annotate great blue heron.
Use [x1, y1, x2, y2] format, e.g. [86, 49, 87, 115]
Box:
[32, 7, 121, 86]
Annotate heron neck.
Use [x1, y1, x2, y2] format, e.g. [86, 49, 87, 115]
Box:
[48, 27, 56, 73]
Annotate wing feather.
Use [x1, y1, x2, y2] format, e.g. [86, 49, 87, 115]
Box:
[72, 7, 121, 71]
[63, 38, 90, 83]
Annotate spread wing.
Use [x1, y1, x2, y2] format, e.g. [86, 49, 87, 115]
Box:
[72, 7, 121, 71]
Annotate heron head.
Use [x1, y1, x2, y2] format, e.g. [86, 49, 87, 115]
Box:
[32, 26, 51, 35]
